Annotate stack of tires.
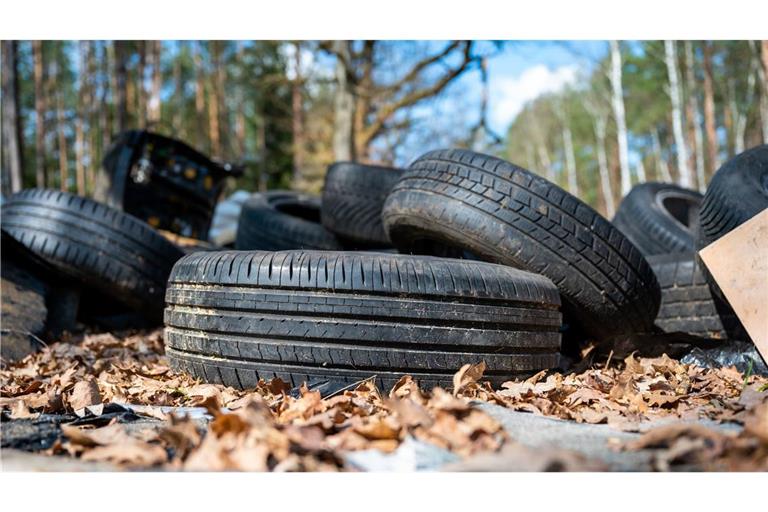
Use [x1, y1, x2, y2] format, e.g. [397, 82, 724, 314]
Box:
[164, 150, 665, 389]
[612, 145, 767, 342]
[9, 145, 762, 389]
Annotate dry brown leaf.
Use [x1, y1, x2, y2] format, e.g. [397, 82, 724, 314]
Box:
[452, 361, 486, 395]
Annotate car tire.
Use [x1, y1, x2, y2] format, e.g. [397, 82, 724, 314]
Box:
[382, 149, 660, 341]
[164, 250, 563, 390]
[612, 182, 702, 256]
[648, 252, 745, 340]
[235, 191, 342, 251]
[321, 162, 404, 247]
[1, 189, 184, 319]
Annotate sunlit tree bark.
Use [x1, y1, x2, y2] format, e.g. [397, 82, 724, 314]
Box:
[665, 40, 692, 188]
[609, 41, 631, 196]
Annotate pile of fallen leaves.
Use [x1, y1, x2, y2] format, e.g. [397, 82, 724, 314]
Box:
[1, 329, 767, 471]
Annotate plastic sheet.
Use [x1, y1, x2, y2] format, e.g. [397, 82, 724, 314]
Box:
[681, 340, 768, 376]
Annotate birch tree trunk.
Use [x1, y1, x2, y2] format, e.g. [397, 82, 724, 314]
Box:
[702, 42, 720, 174]
[594, 116, 615, 217]
[291, 41, 306, 186]
[652, 128, 673, 183]
[635, 158, 647, 183]
[528, 109, 554, 182]
[609, 41, 631, 196]
[1, 40, 23, 193]
[561, 118, 578, 196]
[685, 41, 706, 191]
[33, 40, 48, 188]
[664, 40, 692, 188]
[332, 41, 355, 161]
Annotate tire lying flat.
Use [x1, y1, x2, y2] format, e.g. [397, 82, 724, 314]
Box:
[1, 189, 184, 319]
[382, 149, 660, 342]
[235, 191, 342, 251]
[321, 162, 404, 247]
[164, 250, 563, 390]
[612, 182, 702, 256]
[648, 253, 744, 340]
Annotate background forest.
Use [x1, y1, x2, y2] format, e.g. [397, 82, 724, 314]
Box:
[1, 40, 766, 217]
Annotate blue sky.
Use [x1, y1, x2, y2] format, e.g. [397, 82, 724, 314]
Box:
[469, 41, 608, 133]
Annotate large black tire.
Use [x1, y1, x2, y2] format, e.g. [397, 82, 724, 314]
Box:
[1, 189, 184, 319]
[648, 253, 744, 340]
[235, 191, 342, 251]
[698, 145, 768, 250]
[321, 162, 404, 247]
[697, 145, 768, 311]
[612, 182, 702, 256]
[382, 149, 660, 341]
[164, 250, 563, 390]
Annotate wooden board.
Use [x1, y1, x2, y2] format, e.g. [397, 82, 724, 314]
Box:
[699, 208, 768, 361]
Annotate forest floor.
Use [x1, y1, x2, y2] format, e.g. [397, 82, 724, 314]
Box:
[1, 329, 767, 471]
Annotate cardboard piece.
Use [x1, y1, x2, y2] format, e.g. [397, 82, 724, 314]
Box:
[699, 208, 768, 361]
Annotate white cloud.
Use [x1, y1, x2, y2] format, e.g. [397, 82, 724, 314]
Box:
[490, 64, 578, 132]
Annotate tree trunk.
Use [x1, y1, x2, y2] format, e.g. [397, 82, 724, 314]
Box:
[733, 60, 757, 155]
[562, 120, 578, 196]
[664, 40, 693, 188]
[207, 42, 222, 157]
[147, 40, 162, 125]
[291, 41, 306, 186]
[594, 116, 615, 217]
[56, 88, 69, 192]
[214, 41, 227, 157]
[685, 41, 706, 191]
[137, 41, 147, 127]
[101, 42, 112, 158]
[652, 128, 673, 183]
[33, 40, 48, 188]
[609, 41, 631, 197]
[332, 41, 355, 161]
[234, 42, 246, 157]
[759, 40, 768, 144]
[86, 41, 98, 193]
[113, 41, 128, 134]
[173, 41, 184, 139]
[1, 41, 24, 193]
[257, 110, 268, 192]
[635, 158, 647, 184]
[702, 41, 719, 175]
[193, 42, 207, 151]
[538, 144, 554, 183]
[75, 42, 87, 195]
